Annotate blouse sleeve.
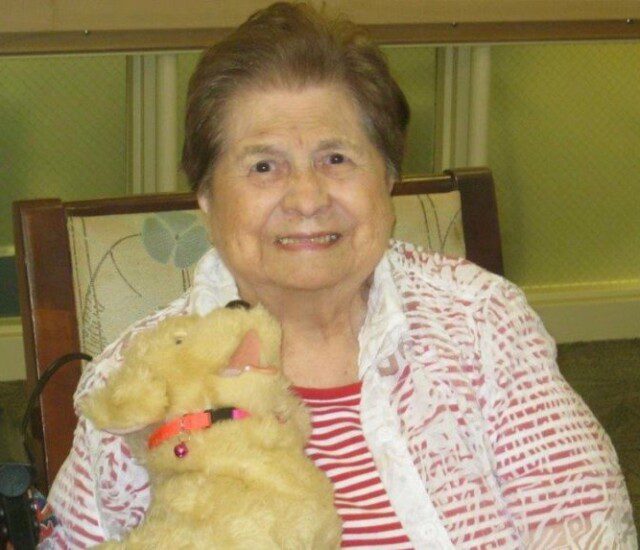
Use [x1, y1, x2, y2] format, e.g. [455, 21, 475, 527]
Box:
[40, 416, 104, 549]
[42, 415, 150, 549]
[479, 278, 637, 548]
[40, 352, 151, 548]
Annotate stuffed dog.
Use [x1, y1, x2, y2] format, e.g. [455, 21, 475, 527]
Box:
[81, 302, 342, 549]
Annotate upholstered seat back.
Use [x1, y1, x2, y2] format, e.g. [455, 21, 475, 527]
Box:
[67, 210, 207, 357]
[392, 192, 465, 258]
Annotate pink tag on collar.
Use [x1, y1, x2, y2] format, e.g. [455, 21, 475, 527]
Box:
[232, 409, 250, 420]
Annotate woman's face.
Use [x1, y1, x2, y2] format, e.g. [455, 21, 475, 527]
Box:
[198, 84, 395, 298]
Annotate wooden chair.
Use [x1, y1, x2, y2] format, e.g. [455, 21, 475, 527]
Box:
[13, 166, 502, 492]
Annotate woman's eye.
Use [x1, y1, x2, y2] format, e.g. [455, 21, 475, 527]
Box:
[328, 153, 345, 165]
[253, 160, 273, 173]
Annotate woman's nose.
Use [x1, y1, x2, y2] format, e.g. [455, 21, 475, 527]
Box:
[281, 168, 331, 217]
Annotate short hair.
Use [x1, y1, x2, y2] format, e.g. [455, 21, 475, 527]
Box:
[182, 1, 410, 193]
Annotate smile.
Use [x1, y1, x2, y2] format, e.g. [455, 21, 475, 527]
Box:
[275, 233, 341, 246]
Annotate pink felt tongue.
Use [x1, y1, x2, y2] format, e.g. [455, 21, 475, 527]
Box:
[230, 329, 261, 368]
[219, 330, 276, 377]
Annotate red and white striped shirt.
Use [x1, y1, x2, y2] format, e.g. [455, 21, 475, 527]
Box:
[296, 382, 413, 549]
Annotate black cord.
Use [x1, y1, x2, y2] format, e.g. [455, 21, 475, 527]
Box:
[20, 353, 92, 467]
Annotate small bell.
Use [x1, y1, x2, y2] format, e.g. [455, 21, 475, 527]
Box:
[174, 441, 189, 458]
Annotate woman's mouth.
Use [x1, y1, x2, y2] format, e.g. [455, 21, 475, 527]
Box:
[275, 233, 341, 249]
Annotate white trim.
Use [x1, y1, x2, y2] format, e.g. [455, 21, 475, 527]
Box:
[524, 280, 640, 344]
[434, 45, 491, 170]
[434, 47, 455, 172]
[467, 45, 491, 165]
[126, 55, 144, 194]
[0, 245, 15, 257]
[156, 54, 179, 192]
[143, 55, 158, 192]
[126, 54, 157, 194]
[0, 318, 25, 381]
[126, 53, 179, 194]
[451, 46, 471, 167]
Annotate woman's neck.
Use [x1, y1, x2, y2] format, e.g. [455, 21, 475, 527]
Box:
[237, 281, 370, 387]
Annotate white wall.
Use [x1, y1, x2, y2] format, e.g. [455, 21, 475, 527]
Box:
[0, 320, 25, 381]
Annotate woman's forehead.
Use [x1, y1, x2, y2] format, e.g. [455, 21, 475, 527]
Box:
[221, 85, 373, 154]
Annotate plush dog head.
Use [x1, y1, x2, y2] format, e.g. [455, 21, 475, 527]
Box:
[81, 303, 310, 470]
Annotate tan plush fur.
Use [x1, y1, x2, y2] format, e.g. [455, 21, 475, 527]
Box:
[81, 305, 342, 549]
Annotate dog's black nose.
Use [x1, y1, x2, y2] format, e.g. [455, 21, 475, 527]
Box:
[225, 300, 251, 310]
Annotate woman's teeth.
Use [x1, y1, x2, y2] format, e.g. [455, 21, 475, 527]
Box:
[277, 234, 339, 245]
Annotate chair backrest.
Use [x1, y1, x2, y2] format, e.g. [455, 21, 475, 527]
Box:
[13, 166, 502, 491]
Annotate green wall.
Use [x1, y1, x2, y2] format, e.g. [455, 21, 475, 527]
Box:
[489, 42, 640, 287]
[0, 56, 127, 246]
[384, 45, 436, 175]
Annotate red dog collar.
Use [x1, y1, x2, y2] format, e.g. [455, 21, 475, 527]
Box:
[148, 407, 250, 450]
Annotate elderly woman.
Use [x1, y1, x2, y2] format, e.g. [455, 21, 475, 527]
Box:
[42, 3, 635, 549]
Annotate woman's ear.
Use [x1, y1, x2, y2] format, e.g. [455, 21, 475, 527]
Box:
[197, 188, 217, 246]
[386, 172, 397, 194]
[197, 188, 211, 215]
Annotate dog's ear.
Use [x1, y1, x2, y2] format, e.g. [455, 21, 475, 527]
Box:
[81, 351, 169, 433]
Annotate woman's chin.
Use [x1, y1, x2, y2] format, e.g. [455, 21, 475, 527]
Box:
[255, 258, 361, 293]
[259, 239, 386, 294]
[270, 269, 352, 292]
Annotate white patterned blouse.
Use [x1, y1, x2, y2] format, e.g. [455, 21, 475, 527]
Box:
[42, 241, 637, 549]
